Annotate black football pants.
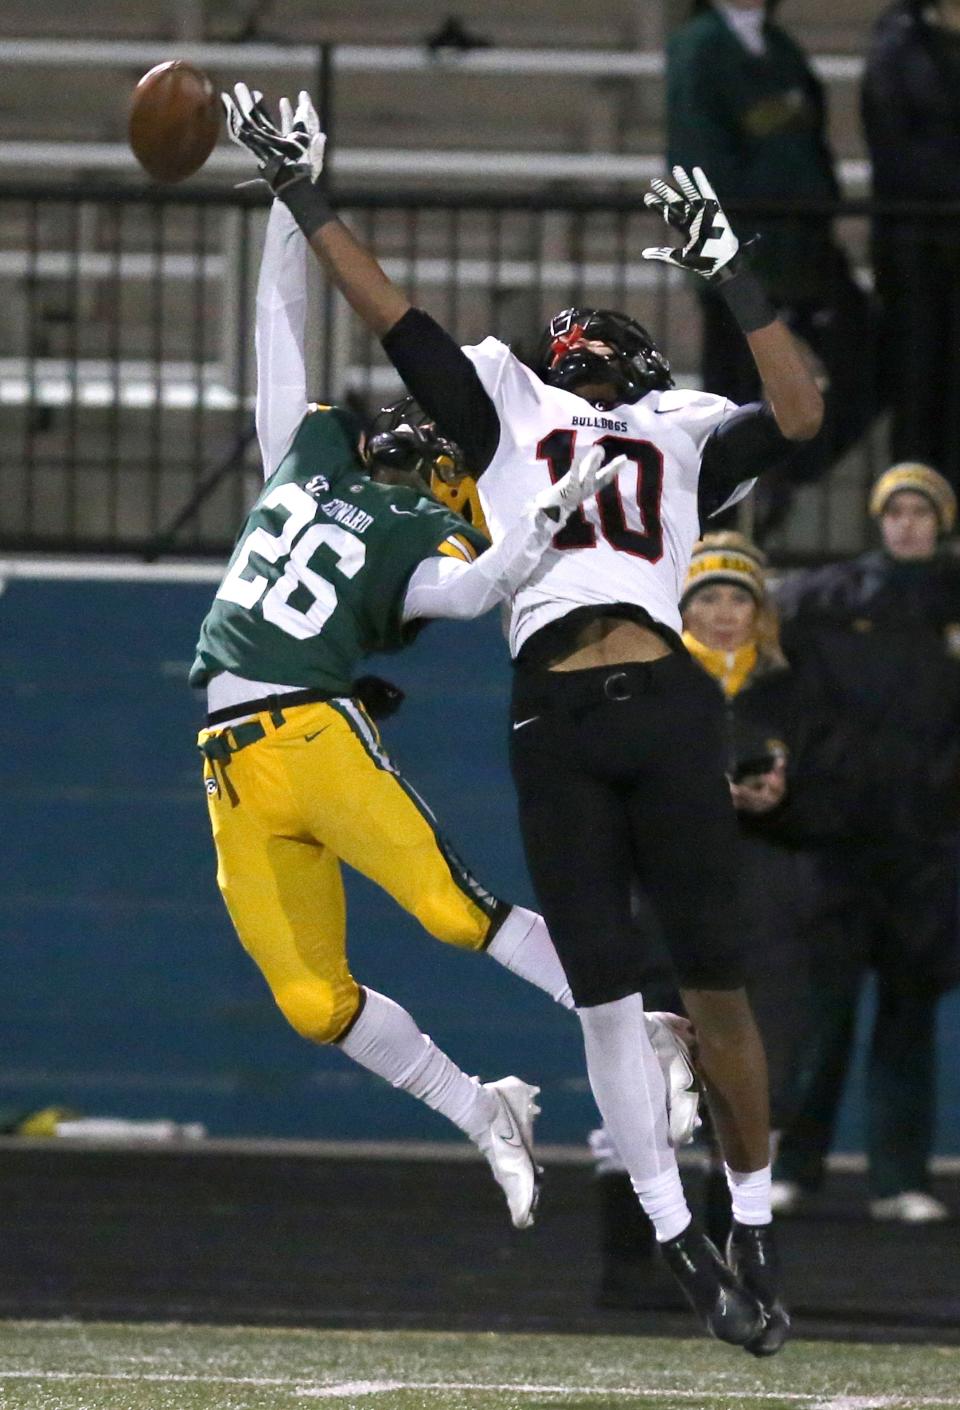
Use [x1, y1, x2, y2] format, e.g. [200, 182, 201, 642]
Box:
[509, 653, 747, 1008]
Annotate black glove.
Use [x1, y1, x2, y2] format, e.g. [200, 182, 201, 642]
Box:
[643, 165, 774, 333]
[643, 165, 741, 281]
[353, 675, 406, 720]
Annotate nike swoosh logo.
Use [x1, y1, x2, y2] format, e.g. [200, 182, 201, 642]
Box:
[512, 716, 540, 731]
[389, 504, 418, 517]
[494, 1108, 522, 1147]
[304, 729, 328, 742]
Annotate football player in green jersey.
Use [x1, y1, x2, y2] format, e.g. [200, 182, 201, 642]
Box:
[193, 191, 628, 1230]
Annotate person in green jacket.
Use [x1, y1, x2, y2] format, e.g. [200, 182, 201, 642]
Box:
[666, 0, 877, 521]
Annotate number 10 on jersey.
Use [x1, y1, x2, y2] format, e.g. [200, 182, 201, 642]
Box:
[537, 431, 664, 561]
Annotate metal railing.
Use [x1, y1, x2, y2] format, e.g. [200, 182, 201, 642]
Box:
[0, 37, 865, 81]
[0, 36, 870, 187]
[0, 182, 933, 559]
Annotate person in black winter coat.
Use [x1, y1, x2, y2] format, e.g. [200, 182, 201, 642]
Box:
[667, 1, 878, 529]
[862, 0, 960, 489]
[679, 535, 838, 1120]
[772, 463, 960, 1221]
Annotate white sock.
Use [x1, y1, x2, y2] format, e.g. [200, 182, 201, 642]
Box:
[487, 906, 574, 1009]
[338, 988, 497, 1143]
[725, 1164, 773, 1226]
[577, 992, 691, 1242]
[634, 1167, 691, 1243]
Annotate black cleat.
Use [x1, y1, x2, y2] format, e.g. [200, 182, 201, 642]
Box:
[726, 1220, 791, 1357]
[659, 1221, 764, 1347]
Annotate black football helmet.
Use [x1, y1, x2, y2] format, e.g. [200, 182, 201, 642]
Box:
[536, 306, 674, 404]
[364, 397, 466, 491]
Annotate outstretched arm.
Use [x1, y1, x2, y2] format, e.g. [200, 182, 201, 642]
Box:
[255, 200, 311, 479]
[222, 84, 502, 472]
[739, 319, 823, 444]
[223, 85, 410, 333]
[304, 231, 503, 473]
[305, 215, 410, 337]
[643, 166, 823, 442]
[400, 508, 555, 622]
[402, 449, 627, 622]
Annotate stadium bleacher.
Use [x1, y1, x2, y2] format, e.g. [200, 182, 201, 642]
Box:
[0, 0, 886, 553]
[0, 0, 874, 179]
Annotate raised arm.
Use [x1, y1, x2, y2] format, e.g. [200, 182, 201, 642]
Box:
[222, 85, 501, 473]
[739, 319, 823, 444]
[255, 200, 310, 479]
[303, 222, 501, 472]
[643, 166, 824, 442]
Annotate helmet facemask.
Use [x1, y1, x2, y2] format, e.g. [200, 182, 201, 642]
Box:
[365, 397, 467, 492]
[537, 307, 674, 406]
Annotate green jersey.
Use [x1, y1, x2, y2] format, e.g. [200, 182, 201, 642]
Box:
[191, 406, 487, 695]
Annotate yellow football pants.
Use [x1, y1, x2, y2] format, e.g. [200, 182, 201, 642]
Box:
[198, 697, 502, 1045]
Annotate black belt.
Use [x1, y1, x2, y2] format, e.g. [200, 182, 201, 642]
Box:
[206, 686, 335, 728]
[512, 653, 694, 720]
[204, 682, 332, 727]
[200, 718, 268, 763]
[200, 688, 337, 795]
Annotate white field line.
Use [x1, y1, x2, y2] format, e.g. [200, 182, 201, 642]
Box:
[810, 1401, 905, 1410]
[0, 1370, 956, 1406]
[810, 1402, 916, 1410]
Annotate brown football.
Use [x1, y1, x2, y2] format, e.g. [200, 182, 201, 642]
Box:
[129, 60, 221, 183]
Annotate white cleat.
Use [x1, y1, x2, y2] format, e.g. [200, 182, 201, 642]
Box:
[645, 1012, 702, 1148]
[478, 1076, 543, 1229]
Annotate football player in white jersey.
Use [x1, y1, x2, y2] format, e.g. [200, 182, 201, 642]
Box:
[224, 85, 824, 1355]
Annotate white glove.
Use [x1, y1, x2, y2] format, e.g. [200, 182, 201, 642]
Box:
[642, 165, 740, 282]
[533, 446, 627, 525]
[222, 83, 326, 192]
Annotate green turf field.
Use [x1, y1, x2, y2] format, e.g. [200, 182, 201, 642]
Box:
[2, 1322, 958, 1409]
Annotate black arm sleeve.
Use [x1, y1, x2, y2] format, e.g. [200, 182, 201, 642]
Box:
[698, 402, 794, 522]
[381, 308, 502, 475]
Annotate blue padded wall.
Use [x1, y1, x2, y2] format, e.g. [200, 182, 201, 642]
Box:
[1, 572, 958, 1152]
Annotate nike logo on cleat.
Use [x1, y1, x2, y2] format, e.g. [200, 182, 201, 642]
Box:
[512, 716, 540, 731]
[495, 1113, 522, 1147]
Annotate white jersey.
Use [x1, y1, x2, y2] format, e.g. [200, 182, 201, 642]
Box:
[463, 337, 755, 657]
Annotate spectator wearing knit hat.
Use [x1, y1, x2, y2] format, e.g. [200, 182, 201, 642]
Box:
[679, 533, 833, 1117]
[772, 464, 960, 1220]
